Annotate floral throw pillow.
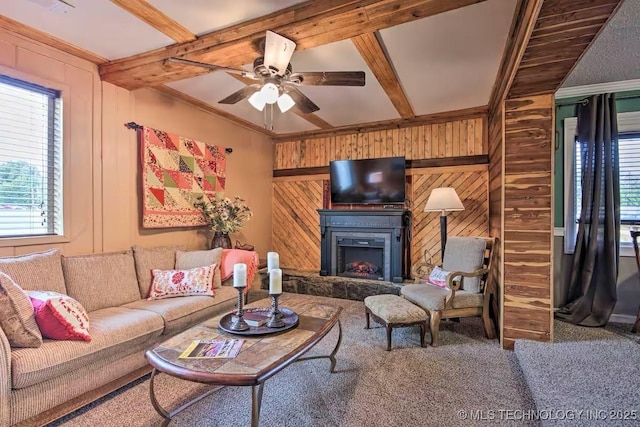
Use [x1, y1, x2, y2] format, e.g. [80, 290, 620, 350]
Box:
[28, 291, 91, 341]
[427, 266, 451, 289]
[0, 272, 42, 348]
[148, 264, 217, 300]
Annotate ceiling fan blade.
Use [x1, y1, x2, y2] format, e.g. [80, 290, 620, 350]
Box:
[218, 84, 261, 104]
[289, 71, 365, 86]
[287, 87, 319, 114]
[166, 57, 256, 79]
[263, 30, 296, 76]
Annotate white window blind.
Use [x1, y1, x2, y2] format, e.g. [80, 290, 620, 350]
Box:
[0, 75, 63, 238]
[574, 134, 640, 244]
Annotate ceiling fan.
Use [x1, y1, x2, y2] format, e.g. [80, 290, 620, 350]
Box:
[166, 31, 366, 115]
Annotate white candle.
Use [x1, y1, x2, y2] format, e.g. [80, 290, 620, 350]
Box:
[267, 252, 279, 272]
[233, 263, 247, 288]
[269, 268, 282, 294]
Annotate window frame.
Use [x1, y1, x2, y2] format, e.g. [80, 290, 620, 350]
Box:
[0, 67, 70, 248]
[564, 111, 640, 256]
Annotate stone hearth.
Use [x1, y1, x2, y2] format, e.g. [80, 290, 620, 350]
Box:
[259, 269, 403, 301]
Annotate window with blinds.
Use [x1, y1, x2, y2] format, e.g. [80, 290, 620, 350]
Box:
[0, 75, 63, 238]
[574, 133, 640, 244]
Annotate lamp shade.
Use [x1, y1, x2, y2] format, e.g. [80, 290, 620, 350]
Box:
[260, 82, 279, 104]
[424, 187, 464, 213]
[248, 91, 266, 111]
[277, 93, 295, 113]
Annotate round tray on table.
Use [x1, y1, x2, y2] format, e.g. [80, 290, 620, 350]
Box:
[218, 307, 299, 336]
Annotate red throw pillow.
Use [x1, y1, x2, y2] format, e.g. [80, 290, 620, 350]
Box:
[28, 291, 91, 341]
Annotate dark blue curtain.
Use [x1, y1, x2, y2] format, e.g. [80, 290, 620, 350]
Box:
[557, 93, 619, 327]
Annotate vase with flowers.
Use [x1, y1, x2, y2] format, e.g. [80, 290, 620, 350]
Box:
[194, 195, 253, 249]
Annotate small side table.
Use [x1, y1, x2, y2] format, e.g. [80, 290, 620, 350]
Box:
[631, 229, 640, 333]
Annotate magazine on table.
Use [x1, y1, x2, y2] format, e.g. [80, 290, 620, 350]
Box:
[179, 339, 244, 359]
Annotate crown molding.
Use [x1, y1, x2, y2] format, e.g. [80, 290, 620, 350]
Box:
[555, 79, 640, 100]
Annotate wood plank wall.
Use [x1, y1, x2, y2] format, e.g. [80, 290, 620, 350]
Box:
[488, 103, 504, 344]
[502, 94, 554, 349]
[410, 165, 489, 266]
[274, 118, 484, 169]
[271, 116, 488, 270]
[272, 177, 323, 270]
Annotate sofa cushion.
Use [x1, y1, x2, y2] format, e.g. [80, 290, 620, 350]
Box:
[176, 248, 223, 288]
[132, 245, 186, 299]
[401, 284, 484, 311]
[62, 251, 141, 313]
[124, 285, 237, 335]
[29, 291, 91, 341]
[0, 249, 66, 294]
[442, 236, 486, 293]
[11, 306, 164, 389]
[0, 272, 42, 348]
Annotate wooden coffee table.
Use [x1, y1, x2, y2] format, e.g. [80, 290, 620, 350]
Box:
[145, 294, 343, 427]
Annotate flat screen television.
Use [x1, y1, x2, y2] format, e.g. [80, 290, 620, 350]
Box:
[330, 156, 406, 205]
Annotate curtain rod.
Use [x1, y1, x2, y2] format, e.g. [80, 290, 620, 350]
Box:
[556, 93, 640, 107]
[124, 122, 233, 154]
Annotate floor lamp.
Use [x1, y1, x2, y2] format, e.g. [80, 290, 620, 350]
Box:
[424, 187, 465, 259]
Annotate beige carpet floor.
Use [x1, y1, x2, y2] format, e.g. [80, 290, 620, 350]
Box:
[51, 295, 536, 427]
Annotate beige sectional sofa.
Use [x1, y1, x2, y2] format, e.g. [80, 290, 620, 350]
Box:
[0, 246, 248, 426]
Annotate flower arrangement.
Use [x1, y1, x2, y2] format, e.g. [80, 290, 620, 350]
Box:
[194, 194, 252, 234]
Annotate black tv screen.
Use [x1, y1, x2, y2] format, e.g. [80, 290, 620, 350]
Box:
[330, 157, 406, 205]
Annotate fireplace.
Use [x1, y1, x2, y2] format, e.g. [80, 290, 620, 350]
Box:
[319, 209, 410, 282]
[333, 233, 389, 280]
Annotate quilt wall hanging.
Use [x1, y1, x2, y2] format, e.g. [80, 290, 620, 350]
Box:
[139, 126, 226, 228]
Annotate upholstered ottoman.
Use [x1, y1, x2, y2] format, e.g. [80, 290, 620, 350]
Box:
[364, 294, 428, 351]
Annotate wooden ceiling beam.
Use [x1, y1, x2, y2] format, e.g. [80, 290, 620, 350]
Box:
[100, 0, 487, 89]
[110, 0, 196, 43]
[226, 74, 333, 130]
[0, 15, 107, 64]
[351, 32, 414, 119]
[153, 85, 275, 137]
[488, 0, 543, 113]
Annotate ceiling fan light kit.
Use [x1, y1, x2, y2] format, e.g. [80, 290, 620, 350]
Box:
[277, 93, 295, 113]
[248, 91, 266, 111]
[168, 30, 366, 129]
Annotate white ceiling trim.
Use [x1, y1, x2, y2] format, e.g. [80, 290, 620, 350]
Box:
[555, 78, 640, 99]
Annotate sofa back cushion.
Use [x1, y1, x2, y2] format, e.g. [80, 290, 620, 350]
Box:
[132, 245, 186, 298]
[176, 248, 223, 288]
[62, 251, 141, 312]
[0, 249, 66, 294]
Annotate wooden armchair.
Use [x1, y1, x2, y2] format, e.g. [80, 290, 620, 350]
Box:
[402, 236, 498, 346]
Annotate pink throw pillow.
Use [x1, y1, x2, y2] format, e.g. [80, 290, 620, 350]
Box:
[148, 264, 217, 300]
[427, 266, 451, 289]
[28, 291, 91, 341]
